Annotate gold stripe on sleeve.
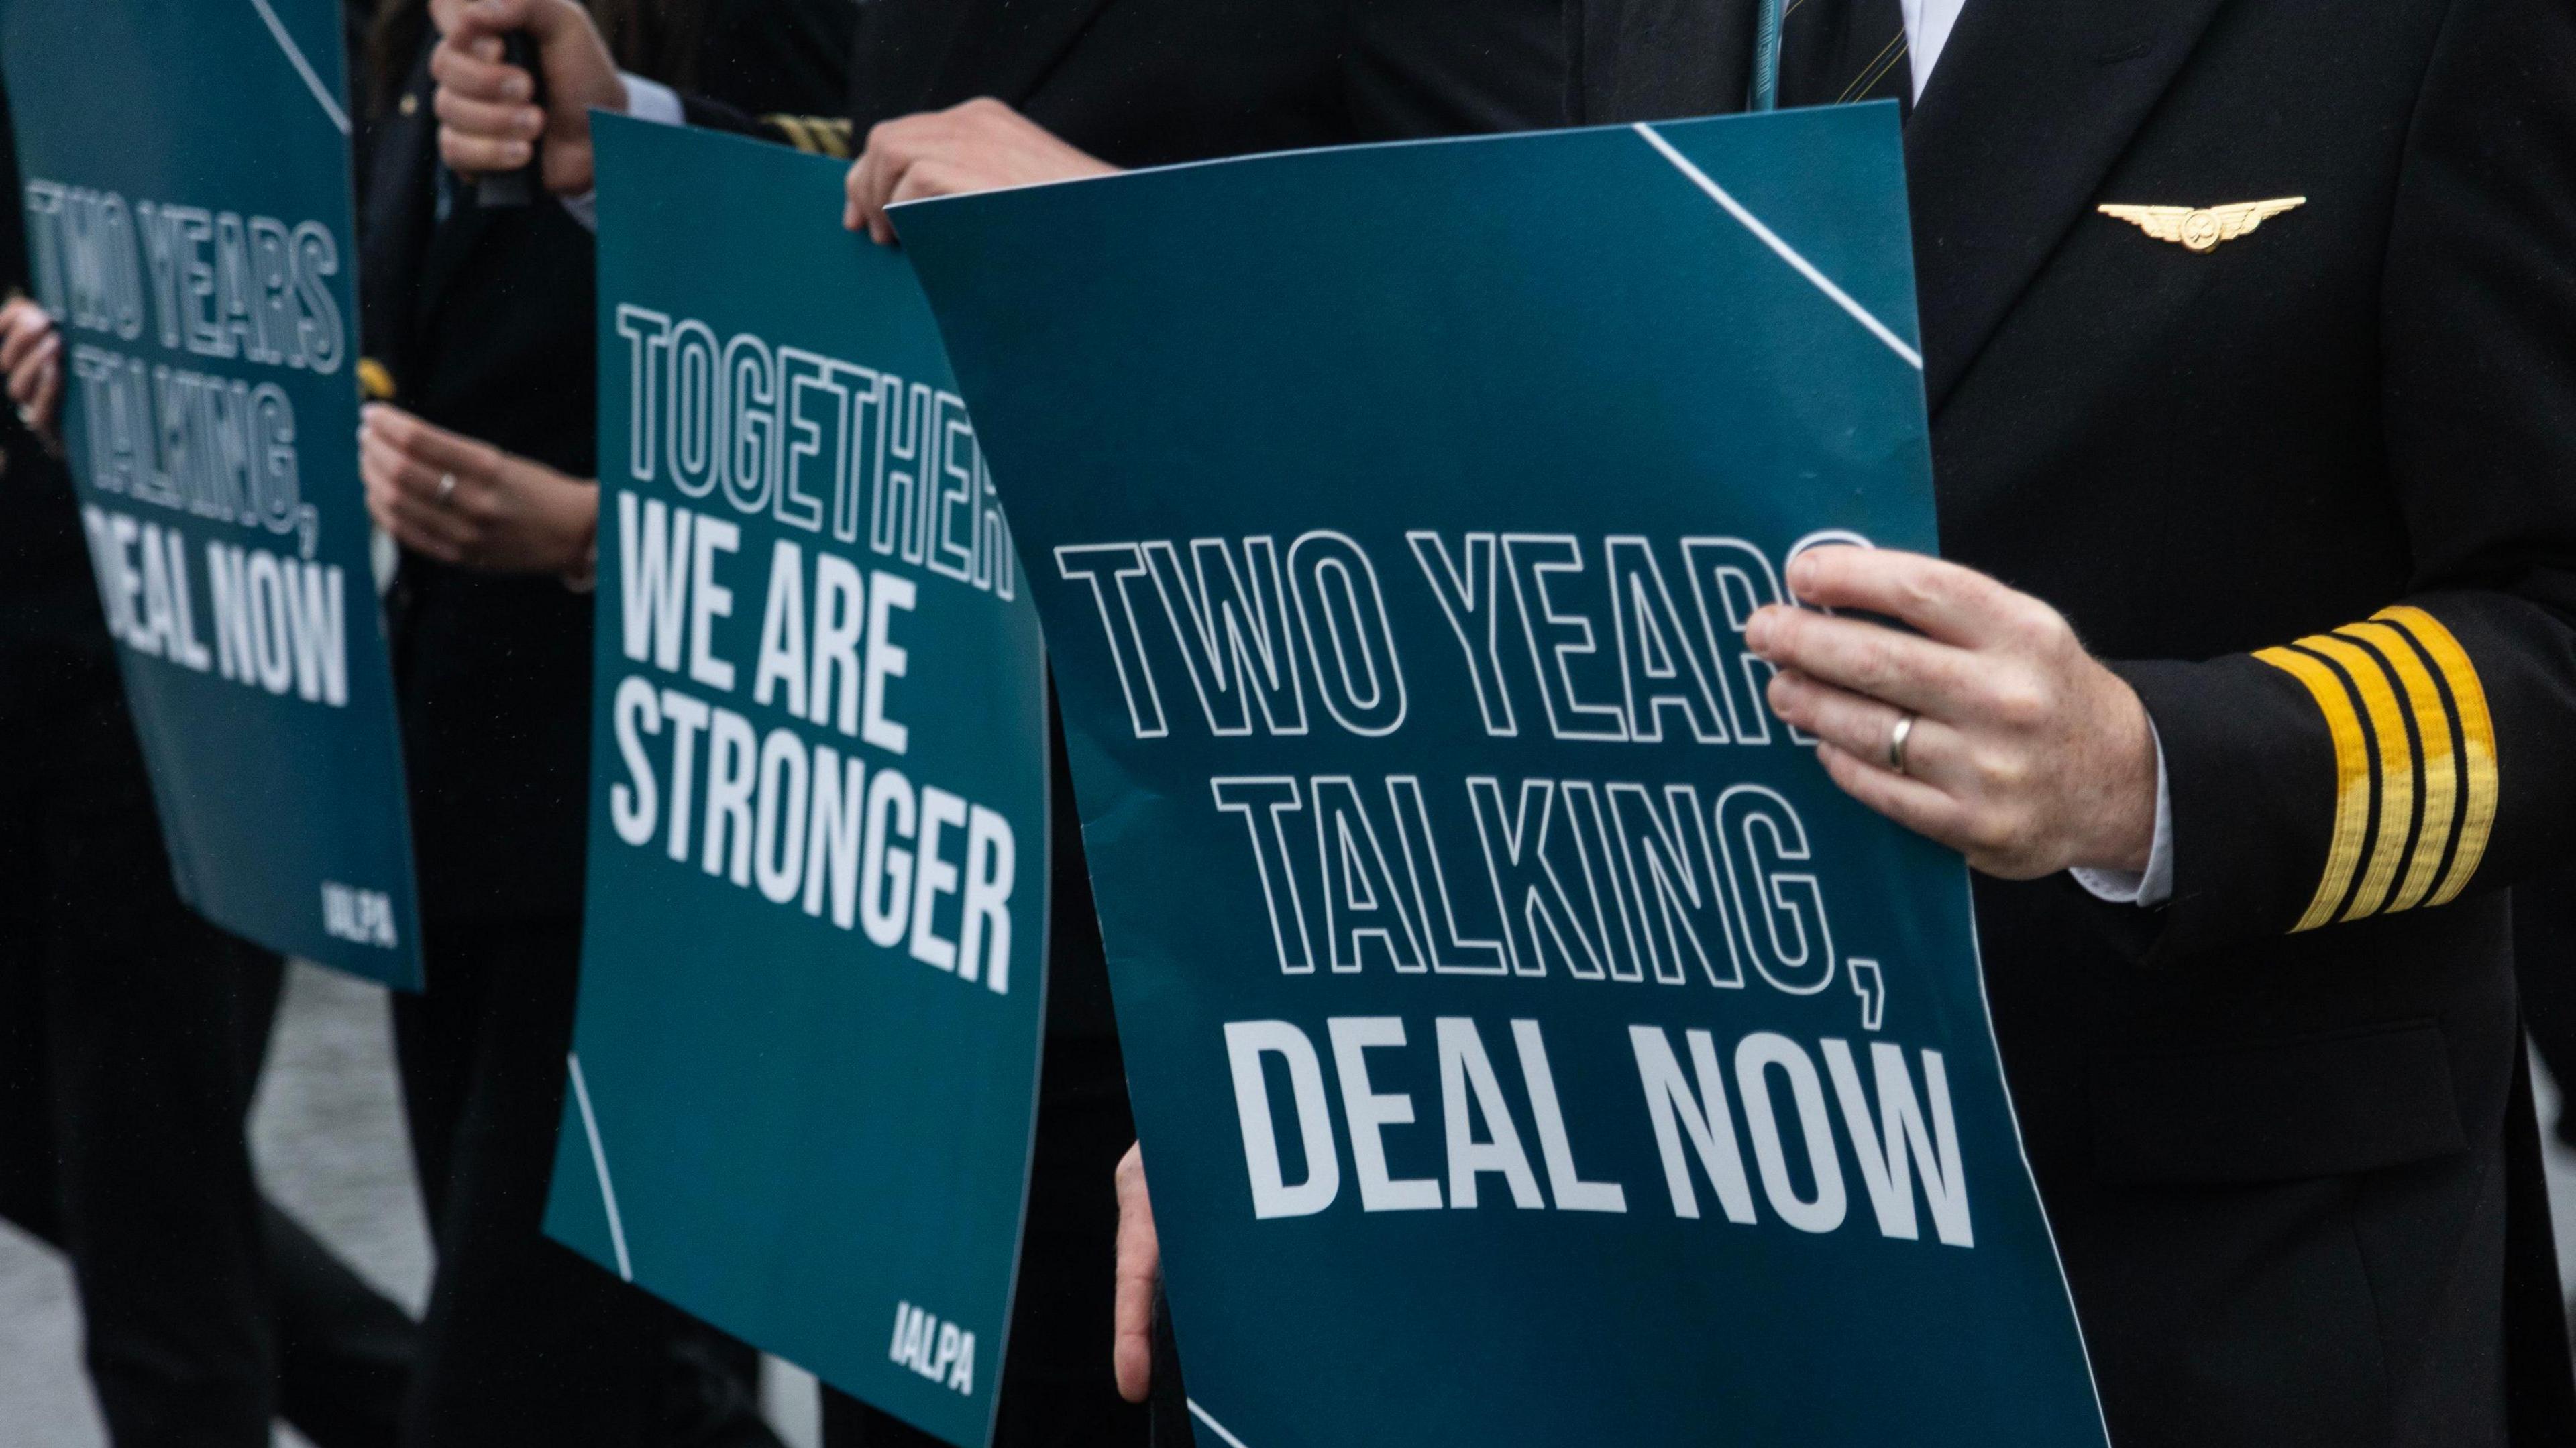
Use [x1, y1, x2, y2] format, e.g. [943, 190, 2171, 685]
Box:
[2337, 621, 2456, 913]
[2253, 645, 2375, 932]
[771, 113, 820, 153]
[2297, 636, 2415, 921]
[2375, 606, 2499, 905]
[763, 115, 853, 159]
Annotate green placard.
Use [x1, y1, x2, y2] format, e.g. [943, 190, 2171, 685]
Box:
[543, 116, 1049, 1448]
[894, 107, 2110, 1445]
[0, 0, 421, 986]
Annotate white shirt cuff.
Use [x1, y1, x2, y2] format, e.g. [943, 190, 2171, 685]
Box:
[622, 74, 685, 127]
[559, 74, 685, 232]
[2070, 720, 2174, 908]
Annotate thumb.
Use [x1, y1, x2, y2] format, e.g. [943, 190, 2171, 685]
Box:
[1112, 1144, 1159, 1404]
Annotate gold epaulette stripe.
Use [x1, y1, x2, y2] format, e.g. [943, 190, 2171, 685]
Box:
[2337, 621, 2455, 912]
[2376, 606, 2498, 905]
[2252, 644, 2375, 932]
[2298, 636, 2415, 921]
[2255, 606, 2500, 932]
[765, 114, 853, 159]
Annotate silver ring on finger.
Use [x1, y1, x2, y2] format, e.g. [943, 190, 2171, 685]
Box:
[1887, 712, 1917, 777]
[436, 471, 458, 504]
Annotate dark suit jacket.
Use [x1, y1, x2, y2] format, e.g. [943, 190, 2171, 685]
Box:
[1572, 0, 2576, 1442]
[362, 15, 855, 928]
[362, 47, 608, 928]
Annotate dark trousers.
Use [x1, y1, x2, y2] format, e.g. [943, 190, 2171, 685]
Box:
[0, 641, 415, 1448]
[392, 918, 773, 1448]
[820, 1035, 1150, 1448]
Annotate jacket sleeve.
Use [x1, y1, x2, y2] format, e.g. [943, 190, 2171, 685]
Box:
[2119, 0, 2576, 957]
[678, 93, 856, 158]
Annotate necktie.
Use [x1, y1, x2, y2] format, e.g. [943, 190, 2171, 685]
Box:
[1773, 0, 1913, 115]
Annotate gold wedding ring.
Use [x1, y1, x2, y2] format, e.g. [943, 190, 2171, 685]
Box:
[1888, 713, 1916, 776]
[437, 471, 458, 503]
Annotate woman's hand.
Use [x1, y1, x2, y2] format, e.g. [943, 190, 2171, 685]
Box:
[360, 404, 598, 579]
[1112, 1141, 1160, 1404]
[1, 296, 64, 444]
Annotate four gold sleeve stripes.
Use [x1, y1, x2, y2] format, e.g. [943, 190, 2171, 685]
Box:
[2253, 606, 2498, 932]
[765, 115, 855, 159]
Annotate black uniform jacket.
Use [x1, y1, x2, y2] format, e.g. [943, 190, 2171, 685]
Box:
[362, 9, 855, 928]
[1573, 0, 2576, 1442]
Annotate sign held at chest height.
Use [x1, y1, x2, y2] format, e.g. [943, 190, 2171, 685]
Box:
[896, 107, 2110, 1446]
[543, 117, 1049, 1448]
[0, 0, 420, 984]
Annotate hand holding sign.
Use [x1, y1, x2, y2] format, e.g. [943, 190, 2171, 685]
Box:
[1747, 547, 2159, 880]
[843, 99, 1117, 245]
[0, 294, 62, 440]
[429, 0, 621, 195]
[1110, 1143, 1158, 1404]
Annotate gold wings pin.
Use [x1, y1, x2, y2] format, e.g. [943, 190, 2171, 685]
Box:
[2097, 197, 2306, 253]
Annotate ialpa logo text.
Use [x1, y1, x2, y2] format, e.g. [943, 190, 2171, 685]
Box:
[889, 1300, 975, 1395]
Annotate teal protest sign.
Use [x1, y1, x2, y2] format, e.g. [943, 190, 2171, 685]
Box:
[543, 116, 1049, 1447]
[896, 106, 2108, 1445]
[0, 0, 419, 985]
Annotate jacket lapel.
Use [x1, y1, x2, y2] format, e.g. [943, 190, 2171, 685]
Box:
[1904, 0, 2234, 410]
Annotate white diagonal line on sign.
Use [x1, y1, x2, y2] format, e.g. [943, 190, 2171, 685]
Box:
[248, 0, 352, 135]
[1632, 122, 1923, 371]
[1187, 1400, 1254, 1448]
[566, 1052, 634, 1282]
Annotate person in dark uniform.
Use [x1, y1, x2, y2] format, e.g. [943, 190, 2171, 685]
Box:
[1086, 2, 2576, 1447]
[0, 89, 418, 1448]
[352, 3, 853, 1443]
[425, 4, 1560, 1445]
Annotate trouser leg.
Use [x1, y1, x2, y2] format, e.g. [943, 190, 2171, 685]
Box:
[35, 676, 282, 1448]
[392, 920, 684, 1447]
[267, 1200, 418, 1448]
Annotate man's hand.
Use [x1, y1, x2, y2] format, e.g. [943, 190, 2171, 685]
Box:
[1112, 1142, 1159, 1404]
[360, 404, 598, 577]
[1746, 546, 2158, 880]
[429, 0, 623, 196]
[844, 98, 1116, 245]
[0, 297, 62, 443]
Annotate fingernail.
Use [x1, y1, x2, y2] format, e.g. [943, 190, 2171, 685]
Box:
[1787, 553, 1817, 590]
[1745, 608, 1775, 651]
[522, 108, 545, 135]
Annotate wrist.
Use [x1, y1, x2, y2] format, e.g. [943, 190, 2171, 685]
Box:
[557, 482, 600, 589]
[2084, 679, 2160, 873]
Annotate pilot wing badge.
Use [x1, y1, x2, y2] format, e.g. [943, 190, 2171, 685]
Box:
[2098, 197, 2306, 252]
